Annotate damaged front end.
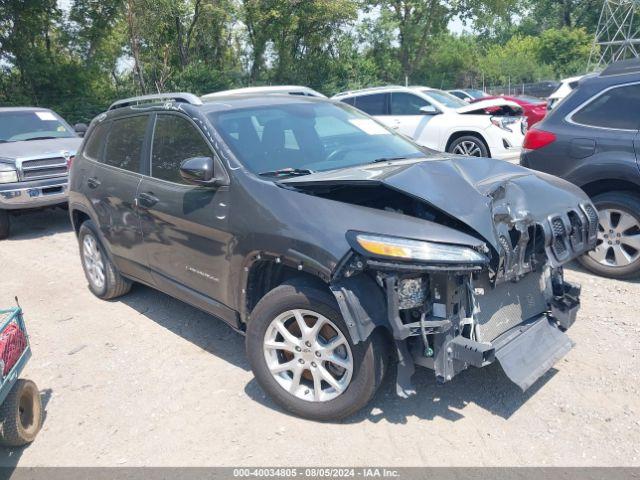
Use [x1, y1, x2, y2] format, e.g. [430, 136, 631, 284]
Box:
[330, 189, 596, 397]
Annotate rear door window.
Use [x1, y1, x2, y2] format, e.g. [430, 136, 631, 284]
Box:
[151, 114, 212, 184]
[103, 115, 149, 173]
[354, 93, 388, 115]
[572, 84, 640, 130]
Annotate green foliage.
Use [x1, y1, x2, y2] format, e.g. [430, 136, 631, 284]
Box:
[0, 0, 600, 122]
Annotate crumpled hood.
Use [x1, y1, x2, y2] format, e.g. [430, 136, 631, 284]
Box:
[456, 98, 523, 114]
[282, 155, 592, 253]
[0, 137, 82, 163]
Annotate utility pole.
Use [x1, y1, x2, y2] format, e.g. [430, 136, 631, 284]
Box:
[590, 0, 640, 68]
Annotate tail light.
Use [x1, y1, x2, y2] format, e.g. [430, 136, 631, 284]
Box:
[66, 155, 75, 169]
[523, 128, 556, 150]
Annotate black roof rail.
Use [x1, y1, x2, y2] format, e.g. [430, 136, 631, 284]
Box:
[601, 58, 640, 77]
[108, 92, 203, 111]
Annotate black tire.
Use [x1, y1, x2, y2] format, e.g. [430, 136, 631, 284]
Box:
[246, 280, 388, 421]
[578, 191, 640, 279]
[447, 135, 489, 157]
[0, 379, 43, 447]
[78, 220, 132, 299]
[0, 210, 9, 240]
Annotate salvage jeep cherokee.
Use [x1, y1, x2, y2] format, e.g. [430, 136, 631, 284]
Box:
[69, 92, 596, 420]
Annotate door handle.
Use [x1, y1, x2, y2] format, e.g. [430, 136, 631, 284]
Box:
[136, 192, 159, 208]
[87, 177, 101, 189]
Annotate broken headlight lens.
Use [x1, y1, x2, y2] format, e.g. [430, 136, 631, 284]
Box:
[354, 233, 487, 264]
[0, 164, 18, 184]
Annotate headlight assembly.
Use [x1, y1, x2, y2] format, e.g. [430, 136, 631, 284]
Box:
[490, 116, 519, 133]
[0, 164, 18, 184]
[351, 233, 488, 265]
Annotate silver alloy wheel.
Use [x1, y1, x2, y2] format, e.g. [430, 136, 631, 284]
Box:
[589, 208, 640, 267]
[263, 309, 353, 403]
[452, 140, 482, 156]
[82, 234, 106, 289]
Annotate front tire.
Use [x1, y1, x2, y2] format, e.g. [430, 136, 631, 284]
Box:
[246, 281, 388, 421]
[78, 220, 132, 299]
[0, 210, 10, 240]
[447, 135, 489, 157]
[578, 191, 640, 278]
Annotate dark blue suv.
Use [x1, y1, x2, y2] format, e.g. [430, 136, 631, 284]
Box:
[521, 59, 640, 279]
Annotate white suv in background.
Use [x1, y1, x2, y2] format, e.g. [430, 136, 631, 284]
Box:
[333, 86, 526, 160]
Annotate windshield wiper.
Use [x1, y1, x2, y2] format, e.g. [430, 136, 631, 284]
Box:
[372, 155, 423, 164]
[23, 136, 58, 141]
[258, 168, 316, 178]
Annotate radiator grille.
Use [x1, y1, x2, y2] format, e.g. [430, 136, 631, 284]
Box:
[475, 271, 548, 342]
[20, 157, 68, 180]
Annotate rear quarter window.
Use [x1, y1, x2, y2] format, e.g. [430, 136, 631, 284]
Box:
[572, 84, 640, 130]
[83, 122, 109, 161]
[353, 93, 387, 115]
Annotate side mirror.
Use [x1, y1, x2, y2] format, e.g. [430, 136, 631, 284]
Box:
[419, 105, 440, 115]
[180, 156, 217, 186]
[74, 123, 88, 137]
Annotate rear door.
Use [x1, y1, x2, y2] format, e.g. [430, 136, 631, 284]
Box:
[351, 93, 390, 126]
[137, 113, 234, 321]
[85, 114, 152, 283]
[386, 92, 438, 148]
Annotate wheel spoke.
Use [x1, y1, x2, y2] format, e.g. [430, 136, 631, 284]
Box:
[264, 340, 295, 352]
[318, 365, 344, 393]
[327, 354, 351, 371]
[269, 359, 297, 374]
[311, 368, 322, 401]
[598, 210, 614, 231]
[275, 320, 301, 348]
[621, 233, 640, 251]
[613, 244, 632, 266]
[615, 212, 639, 234]
[589, 245, 609, 263]
[307, 316, 327, 341]
[289, 365, 303, 393]
[292, 310, 310, 337]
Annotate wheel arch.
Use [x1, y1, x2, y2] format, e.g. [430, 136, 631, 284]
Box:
[579, 179, 640, 199]
[445, 130, 491, 157]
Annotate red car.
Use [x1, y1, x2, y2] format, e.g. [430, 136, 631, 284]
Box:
[473, 95, 547, 127]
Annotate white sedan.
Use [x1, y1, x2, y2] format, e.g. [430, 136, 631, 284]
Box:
[333, 86, 526, 161]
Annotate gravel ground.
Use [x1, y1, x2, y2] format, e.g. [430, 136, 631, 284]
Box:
[0, 208, 638, 467]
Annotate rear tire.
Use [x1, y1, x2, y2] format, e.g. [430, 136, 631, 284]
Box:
[578, 191, 640, 278]
[0, 379, 43, 446]
[246, 280, 388, 421]
[78, 220, 132, 299]
[447, 135, 489, 158]
[0, 210, 10, 240]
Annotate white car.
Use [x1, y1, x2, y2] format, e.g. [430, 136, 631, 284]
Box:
[333, 86, 526, 161]
[546, 75, 585, 111]
[202, 85, 326, 100]
[448, 88, 490, 102]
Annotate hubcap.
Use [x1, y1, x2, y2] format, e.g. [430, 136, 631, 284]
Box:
[82, 234, 106, 289]
[453, 140, 482, 157]
[263, 309, 353, 403]
[589, 208, 640, 267]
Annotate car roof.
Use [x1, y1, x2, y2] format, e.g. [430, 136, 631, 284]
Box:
[332, 85, 436, 98]
[200, 94, 332, 113]
[202, 86, 325, 99]
[0, 107, 53, 113]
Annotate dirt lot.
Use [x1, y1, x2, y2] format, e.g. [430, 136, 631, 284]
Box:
[0, 208, 638, 467]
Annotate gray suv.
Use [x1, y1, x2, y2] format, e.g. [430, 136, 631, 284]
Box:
[521, 59, 640, 278]
[0, 107, 83, 239]
[70, 92, 594, 420]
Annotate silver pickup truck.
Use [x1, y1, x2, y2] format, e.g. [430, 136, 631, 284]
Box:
[0, 107, 84, 239]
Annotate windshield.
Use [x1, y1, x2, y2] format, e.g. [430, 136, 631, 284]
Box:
[466, 89, 487, 99]
[207, 102, 426, 176]
[517, 95, 544, 104]
[421, 90, 467, 109]
[0, 110, 75, 142]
